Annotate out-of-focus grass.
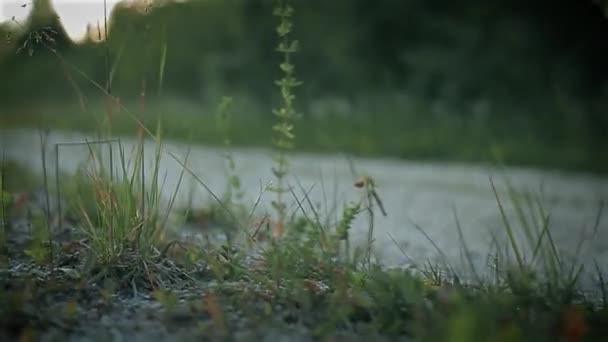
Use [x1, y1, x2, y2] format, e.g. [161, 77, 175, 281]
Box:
[1, 94, 603, 174]
[0, 160, 41, 193]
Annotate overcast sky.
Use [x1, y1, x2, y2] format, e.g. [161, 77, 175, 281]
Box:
[1, 0, 123, 40]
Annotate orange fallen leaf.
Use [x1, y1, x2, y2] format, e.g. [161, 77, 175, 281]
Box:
[14, 192, 28, 210]
[273, 220, 284, 240]
[561, 305, 587, 342]
[205, 292, 226, 336]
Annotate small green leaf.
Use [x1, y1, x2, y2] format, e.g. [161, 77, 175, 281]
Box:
[279, 62, 294, 73]
[1, 191, 12, 207]
[276, 22, 292, 36]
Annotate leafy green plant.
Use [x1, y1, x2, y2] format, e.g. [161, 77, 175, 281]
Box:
[153, 287, 178, 315]
[332, 201, 361, 262]
[24, 212, 52, 265]
[215, 96, 244, 205]
[269, 0, 302, 237]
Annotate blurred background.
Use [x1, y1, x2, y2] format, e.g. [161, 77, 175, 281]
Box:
[1, 0, 608, 174]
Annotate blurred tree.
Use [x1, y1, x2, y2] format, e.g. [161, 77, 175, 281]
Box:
[0, 0, 606, 158]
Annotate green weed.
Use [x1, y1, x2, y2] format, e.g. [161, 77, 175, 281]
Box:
[269, 0, 302, 237]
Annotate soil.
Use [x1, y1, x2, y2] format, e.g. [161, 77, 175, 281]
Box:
[0, 192, 409, 342]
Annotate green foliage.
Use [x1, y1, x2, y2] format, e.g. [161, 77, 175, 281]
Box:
[335, 202, 360, 241]
[270, 0, 301, 231]
[153, 287, 178, 314]
[0, 191, 10, 208]
[0, 185, 7, 256]
[63, 133, 170, 265]
[488, 177, 597, 306]
[215, 96, 243, 204]
[23, 212, 52, 265]
[0, 160, 40, 193]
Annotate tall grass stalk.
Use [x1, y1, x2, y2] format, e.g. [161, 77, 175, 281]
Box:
[0, 152, 8, 265]
[485, 176, 603, 303]
[158, 29, 168, 96]
[103, 0, 110, 93]
[355, 176, 387, 269]
[37, 128, 54, 263]
[490, 177, 524, 271]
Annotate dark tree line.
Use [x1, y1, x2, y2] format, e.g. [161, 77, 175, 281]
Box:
[1, 0, 607, 139]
